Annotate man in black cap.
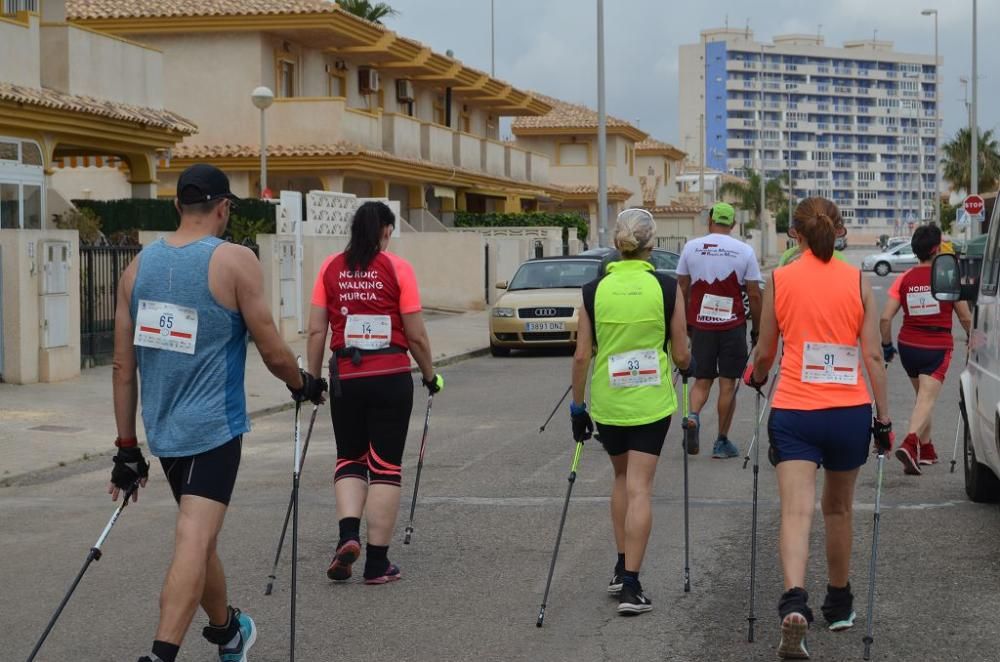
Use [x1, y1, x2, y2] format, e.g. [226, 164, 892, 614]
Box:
[108, 164, 327, 662]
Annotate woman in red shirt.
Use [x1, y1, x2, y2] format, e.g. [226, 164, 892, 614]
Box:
[307, 201, 443, 584]
[880, 224, 972, 474]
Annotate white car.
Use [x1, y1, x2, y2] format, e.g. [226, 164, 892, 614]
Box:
[862, 242, 919, 277]
[931, 197, 1000, 502]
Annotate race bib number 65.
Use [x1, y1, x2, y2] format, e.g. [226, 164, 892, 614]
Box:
[801, 342, 858, 385]
[134, 300, 198, 355]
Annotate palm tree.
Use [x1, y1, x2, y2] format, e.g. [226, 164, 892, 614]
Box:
[718, 168, 789, 226]
[941, 127, 1000, 193]
[335, 0, 398, 23]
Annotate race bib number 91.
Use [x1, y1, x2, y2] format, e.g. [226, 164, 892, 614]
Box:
[345, 314, 391, 350]
[608, 349, 661, 388]
[134, 300, 198, 355]
[801, 342, 858, 385]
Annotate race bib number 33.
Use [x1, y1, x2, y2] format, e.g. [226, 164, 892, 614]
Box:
[134, 300, 198, 355]
[608, 349, 661, 388]
[801, 342, 858, 385]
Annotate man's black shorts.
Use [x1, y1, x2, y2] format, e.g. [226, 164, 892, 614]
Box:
[160, 436, 242, 506]
[596, 416, 672, 457]
[691, 324, 748, 380]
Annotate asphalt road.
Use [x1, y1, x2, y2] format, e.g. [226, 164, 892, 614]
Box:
[4, 254, 999, 662]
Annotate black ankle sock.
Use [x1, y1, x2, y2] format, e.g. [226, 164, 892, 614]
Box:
[615, 553, 626, 573]
[364, 543, 390, 577]
[339, 517, 361, 544]
[152, 641, 179, 662]
[623, 570, 640, 585]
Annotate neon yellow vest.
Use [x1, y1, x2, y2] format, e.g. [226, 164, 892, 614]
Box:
[590, 260, 678, 426]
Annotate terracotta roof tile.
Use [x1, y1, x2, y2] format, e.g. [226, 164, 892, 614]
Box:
[635, 137, 684, 154]
[66, 0, 338, 20]
[0, 82, 196, 134]
[648, 200, 706, 215]
[552, 183, 633, 198]
[511, 93, 645, 138]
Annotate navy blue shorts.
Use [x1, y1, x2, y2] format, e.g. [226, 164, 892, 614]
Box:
[898, 343, 952, 382]
[768, 405, 871, 471]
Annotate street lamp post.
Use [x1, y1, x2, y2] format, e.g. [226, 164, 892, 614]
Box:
[596, 0, 608, 247]
[251, 86, 274, 198]
[971, 0, 980, 236]
[921, 9, 939, 224]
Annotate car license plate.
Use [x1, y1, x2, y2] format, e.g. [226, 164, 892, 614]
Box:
[525, 322, 566, 332]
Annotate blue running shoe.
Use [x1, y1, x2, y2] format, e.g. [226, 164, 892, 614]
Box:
[218, 609, 257, 662]
[712, 437, 740, 459]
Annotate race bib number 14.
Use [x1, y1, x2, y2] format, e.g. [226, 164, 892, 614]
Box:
[345, 314, 391, 350]
[134, 300, 198, 355]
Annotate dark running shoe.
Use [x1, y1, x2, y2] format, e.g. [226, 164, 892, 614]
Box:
[778, 587, 814, 659]
[137, 657, 161, 662]
[327, 538, 361, 582]
[608, 571, 623, 596]
[684, 414, 700, 455]
[617, 580, 653, 615]
[364, 562, 402, 585]
[821, 583, 856, 632]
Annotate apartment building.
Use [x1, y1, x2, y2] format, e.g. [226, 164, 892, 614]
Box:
[680, 28, 940, 240]
[66, 0, 560, 230]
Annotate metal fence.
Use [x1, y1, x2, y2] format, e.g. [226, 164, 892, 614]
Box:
[2, 0, 37, 15]
[80, 245, 141, 366]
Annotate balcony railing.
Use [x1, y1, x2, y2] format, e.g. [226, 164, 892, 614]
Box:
[2, 0, 36, 15]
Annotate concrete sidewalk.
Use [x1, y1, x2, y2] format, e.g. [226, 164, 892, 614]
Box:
[0, 310, 488, 485]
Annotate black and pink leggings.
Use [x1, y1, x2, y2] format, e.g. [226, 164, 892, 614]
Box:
[331, 371, 414, 488]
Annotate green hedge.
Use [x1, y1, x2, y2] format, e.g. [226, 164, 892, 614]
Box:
[454, 211, 589, 240]
[72, 198, 277, 236]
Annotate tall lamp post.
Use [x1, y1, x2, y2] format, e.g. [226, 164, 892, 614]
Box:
[921, 9, 939, 224]
[971, 0, 980, 236]
[251, 86, 274, 198]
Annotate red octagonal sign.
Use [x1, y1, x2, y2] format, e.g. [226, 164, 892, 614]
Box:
[964, 194, 985, 216]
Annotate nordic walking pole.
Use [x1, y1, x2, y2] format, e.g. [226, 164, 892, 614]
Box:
[539, 385, 573, 433]
[862, 450, 887, 660]
[404, 394, 434, 544]
[950, 417, 962, 474]
[681, 376, 692, 593]
[536, 440, 585, 627]
[265, 403, 320, 595]
[26, 480, 141, 662]
[289, 356, 304, 662]
[743, 373, 779, 470]
[746, 385, 763, 643]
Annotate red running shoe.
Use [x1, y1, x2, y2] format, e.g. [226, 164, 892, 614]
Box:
[326, 539, 361, 582]
[918, 440, 939, 465]
[895, 433, 922, 475]
[364, 563, 402, 585]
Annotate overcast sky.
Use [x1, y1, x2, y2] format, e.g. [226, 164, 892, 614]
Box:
[384, 0, 998, 149]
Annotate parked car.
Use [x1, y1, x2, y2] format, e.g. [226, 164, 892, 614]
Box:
[861, 241, 919, 277]
[578, 246, 680, 277]
[489, 256, 602, 356]
[834, 236, 848, 251]
[930, 197, 1000, 502]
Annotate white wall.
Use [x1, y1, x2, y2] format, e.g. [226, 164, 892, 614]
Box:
[50, 166, 132, 203]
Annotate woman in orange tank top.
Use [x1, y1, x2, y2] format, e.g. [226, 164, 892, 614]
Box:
[746, 198, 892, 659]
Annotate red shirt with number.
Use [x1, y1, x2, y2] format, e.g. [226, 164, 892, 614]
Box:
[311, 251, 421, 379]
[888, 265, 954, 350]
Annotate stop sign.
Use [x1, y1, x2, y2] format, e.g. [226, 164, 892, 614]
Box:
[964, 194, 985, 216]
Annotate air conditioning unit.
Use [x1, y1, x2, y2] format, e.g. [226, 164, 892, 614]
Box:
[359, 68, 380, 94]
[396, 79, 415, 102]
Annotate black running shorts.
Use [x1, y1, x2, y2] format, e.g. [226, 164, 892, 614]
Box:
[330, 371, 414, 486]
[160, 436, 242, 506]
[596, 416, 672, 457]
[691, 324, 748, 380]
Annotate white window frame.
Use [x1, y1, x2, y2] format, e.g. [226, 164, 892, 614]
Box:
[0, 137, 46, 230]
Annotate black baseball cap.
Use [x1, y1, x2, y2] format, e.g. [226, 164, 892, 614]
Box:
[176, 163, 241, 205]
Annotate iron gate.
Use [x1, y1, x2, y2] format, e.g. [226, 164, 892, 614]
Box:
[80, 245, 141, 366]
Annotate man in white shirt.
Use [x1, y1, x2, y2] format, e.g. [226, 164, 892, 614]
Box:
[676, 202, 762, 458]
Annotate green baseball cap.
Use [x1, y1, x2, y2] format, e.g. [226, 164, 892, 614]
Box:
[710, 202, 735, 225]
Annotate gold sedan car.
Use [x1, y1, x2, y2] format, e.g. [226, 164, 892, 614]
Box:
[489, 256, 602, 356]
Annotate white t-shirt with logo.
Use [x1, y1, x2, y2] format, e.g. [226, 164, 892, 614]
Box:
[676, 233, 762, 330]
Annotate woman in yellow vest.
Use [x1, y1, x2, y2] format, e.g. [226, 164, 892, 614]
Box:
[571, 208, 692, 616]
[747, 197, 892, 658]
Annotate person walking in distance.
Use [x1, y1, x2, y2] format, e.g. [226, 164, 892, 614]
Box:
[676, 202, 762, 458]
[307, 201, 443, 585]
[108, 164, 326, 662]
[880, 224, 972, 474]
[571, 209, 692, 615]
[747, 197, 891, 658]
